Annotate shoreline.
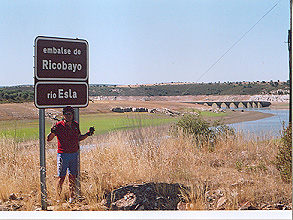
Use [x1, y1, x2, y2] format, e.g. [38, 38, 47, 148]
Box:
[212, 109, 275, 125]
[268, 101, 289, 110]
[0, 100, 288, 124]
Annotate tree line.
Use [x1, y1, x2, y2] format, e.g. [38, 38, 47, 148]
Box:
[0, 89, 34, 103]
[0, 81, 289, 103]
[90, 81, 289, 97]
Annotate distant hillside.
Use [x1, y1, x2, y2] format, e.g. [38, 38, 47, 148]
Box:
[90, 81, 289, 97]
[0, 85, 34, 103]
[0, 81, 289, 103]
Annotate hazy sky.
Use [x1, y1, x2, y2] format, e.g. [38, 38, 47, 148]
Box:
[0, 0, 290, 86]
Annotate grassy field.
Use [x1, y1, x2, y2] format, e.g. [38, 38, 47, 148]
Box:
[0, 103, 230, 141]
[0, 119, 39, 141]
[0, 112, 179, 141]
[79, 112, 178, 134]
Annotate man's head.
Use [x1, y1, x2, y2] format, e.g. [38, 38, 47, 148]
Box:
[63, 106, 74, 122]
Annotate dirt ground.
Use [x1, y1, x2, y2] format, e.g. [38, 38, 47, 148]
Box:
[0, 100, 208, 121]
[0, 96, 287, 123]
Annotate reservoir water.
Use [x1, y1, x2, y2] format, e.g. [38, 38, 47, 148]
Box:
[229, 108, 289, 137]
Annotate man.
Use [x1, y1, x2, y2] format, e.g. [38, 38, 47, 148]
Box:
[47, 106, 94, 203]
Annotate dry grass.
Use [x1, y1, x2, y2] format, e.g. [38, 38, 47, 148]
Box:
[0, 124, 291, 211]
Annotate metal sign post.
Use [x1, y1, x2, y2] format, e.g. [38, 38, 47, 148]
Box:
[34, 36, 89, 210]
[74, 108, 81, 198]
[39, 108, 47, 210]
[288, 0, 293, 124]
[289, 3, 293, 219]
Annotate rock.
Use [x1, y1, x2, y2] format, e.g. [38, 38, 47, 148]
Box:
[177, 201, 187, 210]
[266, 205, 272, 209]
[102, 183, 189, 210]
[216, 197, 226, 209]
[133, 107, 148, 112]
[148, 108, 157, 113]
[124, 107, 132, 112]
[47, 206, 55, 211]
[239, 201, 258, 210]
[283, 204, 292, 210]
[0, 205, 9, 211]
[111, 107, 124, 113]
[177, 201, 194, 210]
[9, 193, 18, 200]
[11, 204, 22, 211]
[275, 203, 284, 210]
[112, 192, 136, 209]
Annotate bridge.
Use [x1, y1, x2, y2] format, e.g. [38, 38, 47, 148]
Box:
[187, 101, 271, 109]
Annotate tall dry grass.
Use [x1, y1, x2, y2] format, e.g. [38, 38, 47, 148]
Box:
[0, 138, 40, 210]
[0, 124, 291, 210]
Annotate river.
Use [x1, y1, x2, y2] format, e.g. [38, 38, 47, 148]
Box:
[229, 108, 289, 137]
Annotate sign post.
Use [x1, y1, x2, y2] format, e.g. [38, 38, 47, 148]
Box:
[34, 36, 89, 210]
[74, 108, 81, 198]
[39, 108, 47, 210]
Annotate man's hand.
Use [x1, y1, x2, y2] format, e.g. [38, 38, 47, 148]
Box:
[79, 127, 95, 141]
[86, 126, 95, 136]
[47, 123, 57, 142]
[51, 123, 57, 134]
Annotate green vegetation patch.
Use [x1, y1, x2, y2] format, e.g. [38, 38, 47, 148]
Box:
[0, 113, 178, 141]
[78, 113, 178, 134]
[0, 119, 39, 141]
[199, 111, 227, 117]
[276, 124, 292, 183]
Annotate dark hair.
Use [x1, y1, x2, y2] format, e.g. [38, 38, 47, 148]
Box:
[62, 106, 75, 121]
[63, 106, 74, 114]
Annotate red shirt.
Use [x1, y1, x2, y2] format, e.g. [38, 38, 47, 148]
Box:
[55, 120, 81, 153]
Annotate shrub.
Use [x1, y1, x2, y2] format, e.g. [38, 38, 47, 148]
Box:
[176, 113, 210, 136]
[276, 124, 292, 183]
[174, 112, 234, 150]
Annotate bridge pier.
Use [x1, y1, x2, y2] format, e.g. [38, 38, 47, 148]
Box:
[233, 102, 240, 108]
[188, 101, 271, 109]
[225, 102, 232, 109]
[241, 102, 248, 108]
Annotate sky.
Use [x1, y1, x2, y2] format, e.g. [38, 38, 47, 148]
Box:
[0, 0, 290, 86]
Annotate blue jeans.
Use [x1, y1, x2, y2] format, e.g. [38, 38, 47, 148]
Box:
[57, 152, 79, 177]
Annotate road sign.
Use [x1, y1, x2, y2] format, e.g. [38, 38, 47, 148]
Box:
[34, 36, 89, 108]
[34, 82, 88, 108]
[35, 36, 88, 81]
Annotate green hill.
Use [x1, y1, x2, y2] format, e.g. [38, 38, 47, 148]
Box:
[0, 81, 289, 103]
[90, 81, 289, 96]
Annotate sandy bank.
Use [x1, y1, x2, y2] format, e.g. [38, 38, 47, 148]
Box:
[0, 100, 277, 126]
[269, 102, 289, 110]
[209, 109, 274, 125]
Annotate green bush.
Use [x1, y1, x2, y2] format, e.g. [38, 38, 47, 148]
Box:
[174, 112, 234, 150]
[276, 124, 292, 183]
[176, 113, 211, 139]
